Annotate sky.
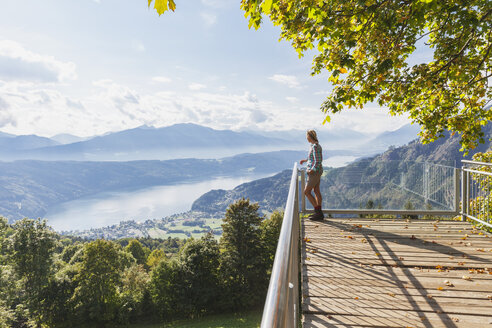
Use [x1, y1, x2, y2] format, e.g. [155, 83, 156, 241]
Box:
[0, 0, 413, 137]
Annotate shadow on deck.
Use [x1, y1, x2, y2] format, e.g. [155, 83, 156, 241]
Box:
[301, 218, 492, 328]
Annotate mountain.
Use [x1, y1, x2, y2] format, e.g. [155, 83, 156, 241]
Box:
[50, 133, 88, 145]
[4, 124, 296, 161]
[0, 131, 15, 138]
[362, 123, 421, 152]
[192, 169, 292, 214]
[252, 128, 369, 150]
[0, 150, 305, 222]
[0, 134, 60, 151]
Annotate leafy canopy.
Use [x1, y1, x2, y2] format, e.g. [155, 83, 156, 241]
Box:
[242, 0, 492, 151]
[149, 0, 491, 151]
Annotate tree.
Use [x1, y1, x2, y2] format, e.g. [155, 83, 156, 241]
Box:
[150, 0, 492, 151]
[247, 0, 492, 151]
[120, 264, 152, 322]
[71, 239, 127, 325]
[8, 218, 57, 326]
[146, 248, 166, 268]
[150, 259, 184, 320]
[125, 239, 148, 266]
[260, 210, 283, 273]
[219, 198, 267, 310]
[178, 233, 220, 316]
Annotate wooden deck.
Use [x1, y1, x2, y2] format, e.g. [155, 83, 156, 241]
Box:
[301, 218, 492, 328]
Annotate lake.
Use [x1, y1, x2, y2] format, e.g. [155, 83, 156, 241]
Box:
[44, 155, 357, 232]
[45, 174, 271, 232]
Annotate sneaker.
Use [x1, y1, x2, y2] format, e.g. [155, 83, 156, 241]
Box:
[309, 209, 324, 221]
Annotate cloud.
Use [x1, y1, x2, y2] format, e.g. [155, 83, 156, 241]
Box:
[0, 40, 77, 83]
[0, 76, 410, 138]
[286, 97, 298, 103]
[269, 74, 300, 88]
[188, 83, 206, 91]
[201, 13, 217, 27]
[66, 98, 85, 110]
[152, 76, 172, 83]
[0, 96, 16, 127]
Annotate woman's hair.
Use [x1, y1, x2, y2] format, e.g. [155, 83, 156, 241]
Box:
[306, 129, 318, 143]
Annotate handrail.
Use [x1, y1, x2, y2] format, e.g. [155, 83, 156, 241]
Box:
[261, 162, 300, 328]
[461, 159, 492, 228]
[462, 159, 492, 167]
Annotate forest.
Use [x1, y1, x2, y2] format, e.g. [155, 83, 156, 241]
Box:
[0, 199, 282, 328]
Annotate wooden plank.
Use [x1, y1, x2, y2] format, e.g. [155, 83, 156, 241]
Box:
[303, 296, 492, 316]
[304, 265, 492, 280]
[303, 313, 492, 328]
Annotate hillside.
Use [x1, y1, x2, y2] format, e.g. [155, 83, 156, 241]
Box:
[0, 150, 305, 222]
[193, 126, 492, 214]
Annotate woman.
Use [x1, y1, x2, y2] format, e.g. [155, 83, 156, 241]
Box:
[300, 130, 324, 221]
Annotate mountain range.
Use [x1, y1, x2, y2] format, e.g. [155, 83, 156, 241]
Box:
[0, 123, 420, 161]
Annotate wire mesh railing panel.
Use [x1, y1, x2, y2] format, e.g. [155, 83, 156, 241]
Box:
[307, 159, 457, 212]
[462, 160, 492, 227]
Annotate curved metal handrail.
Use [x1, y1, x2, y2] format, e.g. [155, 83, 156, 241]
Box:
[261, 162, 300, 328]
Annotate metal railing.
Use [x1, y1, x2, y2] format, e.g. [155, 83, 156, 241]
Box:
[261, 159, 492, 327]
[300, 160, 460, 216]
[261, 162, 300, 328]
[461, 160, 492, 228]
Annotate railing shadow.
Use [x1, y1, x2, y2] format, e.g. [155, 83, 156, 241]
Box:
[301, 218, 492, 328]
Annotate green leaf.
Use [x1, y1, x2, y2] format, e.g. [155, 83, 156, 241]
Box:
[322, 115, 331, 125]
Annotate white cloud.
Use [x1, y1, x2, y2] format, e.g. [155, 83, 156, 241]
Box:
[269, 74, 300, 88]
[188, 83, 206, 91]
[0, 76, 410, 138]
[152, 76, 172, 83]
[0, 40, 77, 83]
[286, 97, 298, 103]
[201, 13, 217, 27]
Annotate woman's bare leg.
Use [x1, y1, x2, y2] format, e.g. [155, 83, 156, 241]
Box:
[313, 184, 322, 208]
[304, 187, 317, 208]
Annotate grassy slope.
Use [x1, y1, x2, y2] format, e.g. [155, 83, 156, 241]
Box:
[133, 311, 261, 328]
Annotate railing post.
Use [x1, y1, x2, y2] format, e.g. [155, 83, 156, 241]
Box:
[301, 170, 306, 213]
[454, 168, 460, 214]
[292, 177, 299, 326]
[461, 167, 468, 221]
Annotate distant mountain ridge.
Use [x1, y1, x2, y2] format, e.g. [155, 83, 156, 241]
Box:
[0, 123, 421, 161]
[0, 124, 294, 161]
[0, 134, 59, 151]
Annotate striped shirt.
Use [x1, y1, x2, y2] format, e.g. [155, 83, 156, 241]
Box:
[307, 143, 323, 173]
